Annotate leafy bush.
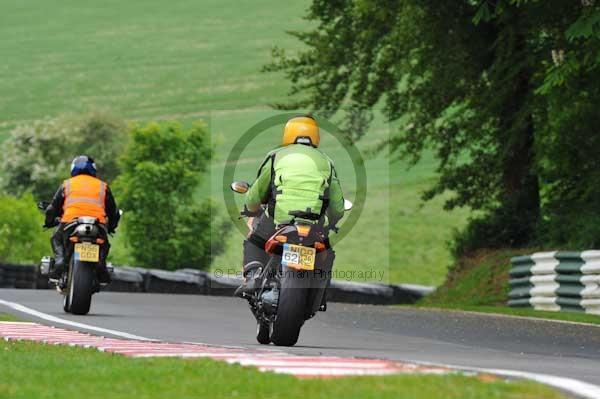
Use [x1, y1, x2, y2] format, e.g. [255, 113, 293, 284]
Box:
[171, 201, 230, 269]
[115, 121, 229, 270]
[0, 111, 127, 200]
[0, 193, 50, 264]
[451, 206, 537, 257]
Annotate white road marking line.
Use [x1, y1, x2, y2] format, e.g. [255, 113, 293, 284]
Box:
[0, 299, 153, 341]
[478, 368, 600, 399]
[412, 360, 600, 399]
[490, 369, 600, 399]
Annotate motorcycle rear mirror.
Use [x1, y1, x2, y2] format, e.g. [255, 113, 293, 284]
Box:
[37, 201, 49, 211]
[344, 199, 353, 211]
[231, 181, 250, 194]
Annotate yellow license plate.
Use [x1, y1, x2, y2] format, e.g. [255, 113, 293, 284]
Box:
[282, 244, 316, 271]
[74, 243, 100, 262]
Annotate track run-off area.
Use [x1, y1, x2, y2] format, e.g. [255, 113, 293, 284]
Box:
[1, 289, 600, 398]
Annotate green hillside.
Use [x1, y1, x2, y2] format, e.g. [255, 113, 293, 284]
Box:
[0, 0, 468, 285]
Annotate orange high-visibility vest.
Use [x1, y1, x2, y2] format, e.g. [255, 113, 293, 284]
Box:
[61, 174, 107, 224]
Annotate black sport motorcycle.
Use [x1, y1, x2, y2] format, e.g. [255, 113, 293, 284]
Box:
[231, 181, 352, 346]
[38, 201, 117, 315]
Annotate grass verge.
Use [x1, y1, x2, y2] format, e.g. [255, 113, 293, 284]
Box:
[0, 313, 22, 322]
[0, 339, 563, 399]
[419, 249, 600, 325]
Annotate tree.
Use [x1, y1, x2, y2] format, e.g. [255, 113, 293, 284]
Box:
[0, 193, 49, 264]
[532, 2, 600, 248]
[0, 111, 127, 200]
[114, 121, 229, 270]
[266, 0, 599, 253]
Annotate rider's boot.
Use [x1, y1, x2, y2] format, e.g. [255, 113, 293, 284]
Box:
[97, 264, 112, 285]
[319, 288, 328, 312]
[318, 251, 334, 311]
[234, 261, 263, 298]
[49, 234, 65, 281]
[97, 245, 112, 285]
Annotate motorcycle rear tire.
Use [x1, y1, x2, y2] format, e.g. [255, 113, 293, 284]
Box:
[270, 279, 307, 346]
[69, 260, 95, 315]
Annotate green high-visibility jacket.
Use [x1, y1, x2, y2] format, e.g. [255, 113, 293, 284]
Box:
[245, 144, 345, 226]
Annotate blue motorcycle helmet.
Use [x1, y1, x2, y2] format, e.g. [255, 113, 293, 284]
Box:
[70, 155, 97, 177]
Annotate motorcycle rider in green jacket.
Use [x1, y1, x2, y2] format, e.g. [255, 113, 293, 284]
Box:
[235, 115, 345, 305]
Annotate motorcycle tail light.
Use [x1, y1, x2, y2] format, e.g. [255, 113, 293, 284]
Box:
[265, 236, 286, 255]
[296, 224, 311, 237]
[265, 239, 279, 254]
[314, 242, 326, 251]
[274, 235, 287, 243]
[96, 238, 105, 244]
[69, 236, 79, 243]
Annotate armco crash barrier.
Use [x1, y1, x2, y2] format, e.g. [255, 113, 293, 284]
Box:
[0, 263, 36, 289]
[508, 251, 600, 315]
[0, 263, 433, 305]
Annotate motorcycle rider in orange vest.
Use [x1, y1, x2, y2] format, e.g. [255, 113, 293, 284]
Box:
[44, 155, 120, 284]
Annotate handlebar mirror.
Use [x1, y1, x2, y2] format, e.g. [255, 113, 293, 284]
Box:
[231, 181, 250, 194]
[343, 199, 353, 211]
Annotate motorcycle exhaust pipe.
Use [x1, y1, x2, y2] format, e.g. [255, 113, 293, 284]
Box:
[39, 256, 53, 276]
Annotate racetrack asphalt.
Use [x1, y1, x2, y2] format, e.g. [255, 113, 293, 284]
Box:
[1, 289, 599, 386]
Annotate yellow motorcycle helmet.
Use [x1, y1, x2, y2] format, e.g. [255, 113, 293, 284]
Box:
[282, 115, 320, 147]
